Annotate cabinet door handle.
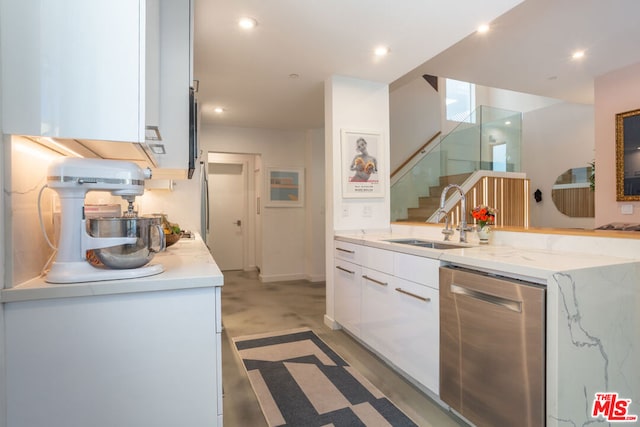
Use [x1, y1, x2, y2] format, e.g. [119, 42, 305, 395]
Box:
[336, 266, 355, 275]
[336, 247, 355, 254]
[395, 288, 430, 302]
[363, 275, 388, 286]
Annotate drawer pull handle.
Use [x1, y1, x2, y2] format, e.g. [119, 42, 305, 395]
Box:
[396, 288, 430, 302]
[336, 266, 355, 275]
[336, 247, 355, 254]
[363, 275, 388, 286]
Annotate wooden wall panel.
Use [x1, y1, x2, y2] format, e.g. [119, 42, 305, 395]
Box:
[446, 176, 529, 228]
[551, 187, 595, 218]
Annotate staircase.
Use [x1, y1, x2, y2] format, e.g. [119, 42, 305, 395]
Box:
[405, 173, 471, 222]
[390, 105, 527, 225]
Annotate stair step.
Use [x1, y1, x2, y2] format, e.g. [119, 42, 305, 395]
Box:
[418, 198, 441, 209]
[402, 173, 474, 222]
[407, 207, 439, 217]
[439, 173, 472, 186]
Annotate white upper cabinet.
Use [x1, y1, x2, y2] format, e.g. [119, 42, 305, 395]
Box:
[155, 0, 192, 170]
[0, 0, 149, 142]
[146, 0, 160, 132]
[1, 0, 194, 174]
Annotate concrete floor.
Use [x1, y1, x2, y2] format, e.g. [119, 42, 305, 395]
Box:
[220, 270, 465, 427]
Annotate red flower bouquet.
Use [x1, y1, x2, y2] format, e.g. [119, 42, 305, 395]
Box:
[471, 205, 496, 228]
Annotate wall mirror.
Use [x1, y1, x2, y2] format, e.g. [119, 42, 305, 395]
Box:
[616, 108, 640, 200]
[551, 167, 594, 218]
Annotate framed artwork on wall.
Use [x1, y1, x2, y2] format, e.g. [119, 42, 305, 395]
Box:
[265, 167, 305, 207]
[341, 129, 384, 198]
[616, 108, 640, 201]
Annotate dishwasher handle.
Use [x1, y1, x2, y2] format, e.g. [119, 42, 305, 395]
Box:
[451, 283, 522, 313]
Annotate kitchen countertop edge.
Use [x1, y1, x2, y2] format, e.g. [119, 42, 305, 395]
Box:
[1, 234, 223, 303]
[334, 233, 638, 283]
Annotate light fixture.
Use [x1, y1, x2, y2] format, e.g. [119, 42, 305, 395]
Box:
[505, 120, 511, 125]
[477, 24, 490, 33]
[374, 46, 390, 57]
[149, 143, 166, 155]
[41, 137, 84, 158]
[14, 139, 59, 162]
[238, 17, 257, 29]
[214, 107, 224, 114]
[572, 50, 585, 60]
[288, 73, 300, 79]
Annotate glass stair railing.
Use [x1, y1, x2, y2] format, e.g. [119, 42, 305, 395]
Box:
[391, 105, 523, 222]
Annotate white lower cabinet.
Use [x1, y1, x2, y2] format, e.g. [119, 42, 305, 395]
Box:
[361, 267, 395, 361]
[388, 276, 440, 394]
[333, 239, 441, 397]
[334, 259, 362, 337]
[4, 286, 222, 427]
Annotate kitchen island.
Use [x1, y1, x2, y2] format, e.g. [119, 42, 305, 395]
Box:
[333, 225, 640, 426]
[0, 234, 224, 427]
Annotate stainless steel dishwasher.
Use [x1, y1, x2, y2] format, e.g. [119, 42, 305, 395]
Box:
[439, 266, 545, 427]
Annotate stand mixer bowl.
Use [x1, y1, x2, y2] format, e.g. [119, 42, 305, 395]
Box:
[88, 216, 166, 269]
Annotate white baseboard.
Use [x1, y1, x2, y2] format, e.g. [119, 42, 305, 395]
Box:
[305, 273, 326, 283]
[258, 272, 307, 283]
[324, 314, 340, 330]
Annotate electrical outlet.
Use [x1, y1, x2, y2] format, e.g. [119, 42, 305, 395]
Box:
[621, 204, 633, 215]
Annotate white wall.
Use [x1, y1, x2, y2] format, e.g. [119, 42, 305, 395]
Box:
[137, 175, 201, 235]
[305, 129, 326, 282]
[199, 123, 325, 282]
[522, 103, 595, 228]
[477, 85, 561, 114]
[326, 75, 391, 232]
[595, 61, 640, 225]
[324, 75, 390, 328]
[389, 76, 440, 171]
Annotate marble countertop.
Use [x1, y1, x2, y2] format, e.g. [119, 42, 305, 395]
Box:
[335, 232, 637, 282]
[1, 234, 223, 303]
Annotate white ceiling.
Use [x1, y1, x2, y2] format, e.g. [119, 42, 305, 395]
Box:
[193, 0, 640, 130]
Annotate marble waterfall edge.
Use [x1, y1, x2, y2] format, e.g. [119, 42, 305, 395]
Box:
[546, 263, 640, 426]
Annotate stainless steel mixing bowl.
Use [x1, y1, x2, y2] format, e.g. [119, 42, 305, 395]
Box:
[87, 216, 166, 269]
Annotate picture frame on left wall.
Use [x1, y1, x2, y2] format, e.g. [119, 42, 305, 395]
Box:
[341, 129, 384, 198]
[265, 167, 305, 207]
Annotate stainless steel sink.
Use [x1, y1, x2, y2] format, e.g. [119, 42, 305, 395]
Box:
[384, 238, 467, 250]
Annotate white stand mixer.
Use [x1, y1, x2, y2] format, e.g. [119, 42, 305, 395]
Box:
[45, 158, 164, 284]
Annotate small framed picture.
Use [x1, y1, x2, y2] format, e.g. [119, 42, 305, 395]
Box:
[265, 167, 305, 207]
[341, 129, 384, 198]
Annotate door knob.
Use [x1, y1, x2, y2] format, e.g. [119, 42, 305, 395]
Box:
[233, 220, 242, 226]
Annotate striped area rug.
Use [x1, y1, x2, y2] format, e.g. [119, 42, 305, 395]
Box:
[232, 328, 417, 427]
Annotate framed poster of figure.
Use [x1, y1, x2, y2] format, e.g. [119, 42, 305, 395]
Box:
[341, 129, 384, 198]
[266, 167, 305, 207]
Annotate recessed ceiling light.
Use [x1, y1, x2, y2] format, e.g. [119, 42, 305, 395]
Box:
[288, 73, 300, 79]
[238, 17, 257, 29]
[505, 121, 511, 125]
[374, 46, 390, 57]
[572, 50, 585, 60]
[477, 24, 490, 33]
[214, 107, 224, 114]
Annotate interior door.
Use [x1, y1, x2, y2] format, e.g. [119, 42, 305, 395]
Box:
[208, 162, 246, 270]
